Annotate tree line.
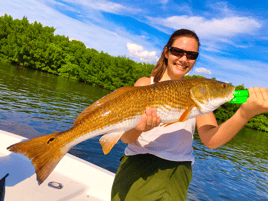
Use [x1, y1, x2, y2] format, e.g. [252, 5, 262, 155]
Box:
[0, 14, 154, 91]
[0, 14, 267, 132]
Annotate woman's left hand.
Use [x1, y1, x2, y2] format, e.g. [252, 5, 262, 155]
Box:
[240, 87, 268, 120]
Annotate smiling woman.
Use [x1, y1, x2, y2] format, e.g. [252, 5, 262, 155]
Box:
[150, 29, 200, 83]
[111, 28, 268, 201]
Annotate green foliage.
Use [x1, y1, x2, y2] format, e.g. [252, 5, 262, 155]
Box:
[246, 114, 268, 132]
[185, 74, 205, 79]
[0, 14, 154, 91]
[0, 14, 267, 133]
[235, 83, 247, 90]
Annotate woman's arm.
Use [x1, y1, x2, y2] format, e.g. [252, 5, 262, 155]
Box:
[120, 77, 161, 144]
[197, 87, 268, 149]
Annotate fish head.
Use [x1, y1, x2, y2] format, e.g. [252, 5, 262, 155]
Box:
[190, 79, 235, 114]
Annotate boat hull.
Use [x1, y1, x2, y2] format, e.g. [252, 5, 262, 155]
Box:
[0, 130, 115, 201]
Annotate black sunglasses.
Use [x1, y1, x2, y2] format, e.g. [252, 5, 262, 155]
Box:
[169, 47, 199, 60]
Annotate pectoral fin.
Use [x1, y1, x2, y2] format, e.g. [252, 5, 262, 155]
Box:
[99, 131, 125, 155]
[179, 106, 193, 122]
[160, 107, 193, 127]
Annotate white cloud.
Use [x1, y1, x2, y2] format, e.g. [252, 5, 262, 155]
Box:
[86, 0, 126, 14]
[148, 15, 262, 39]
[159, 0, 169, 5]
[194, 67, 212, 75]
[60, 0, 141, 14]
[51, 0, 80, 13]
[127, 43, 159, 63]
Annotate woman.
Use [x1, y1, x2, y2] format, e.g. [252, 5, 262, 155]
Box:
[111, 29, 268, 201]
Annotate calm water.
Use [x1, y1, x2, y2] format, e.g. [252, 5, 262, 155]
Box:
[0, 62, 267, 200]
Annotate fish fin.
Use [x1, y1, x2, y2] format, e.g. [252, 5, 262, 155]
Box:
[7, 132, 67, 185]
[161, 122, 179, 127]
[74, 86, 137, 126]
[160, 123, 173, 127]
[99, 132, 125, 155]
[179, 107, 193, 122]
[160, 107, 193, 127]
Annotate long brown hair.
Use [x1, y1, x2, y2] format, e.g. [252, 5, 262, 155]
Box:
[150, 29, 200, 83]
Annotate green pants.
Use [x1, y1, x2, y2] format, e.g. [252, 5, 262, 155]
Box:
[111, 154, 192, 201]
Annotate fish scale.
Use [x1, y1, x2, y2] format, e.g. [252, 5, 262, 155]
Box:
[7, 78, 235, 185]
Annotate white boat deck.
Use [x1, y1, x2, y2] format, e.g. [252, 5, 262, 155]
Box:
[0, 130, 115, 201]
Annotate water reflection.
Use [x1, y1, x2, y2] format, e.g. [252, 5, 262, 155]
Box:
[191, 130, 268, 200]
[0, 62, 267, 200]
[0, 62, 110, 134]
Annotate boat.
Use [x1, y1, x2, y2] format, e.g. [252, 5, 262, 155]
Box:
[0, 129, 115, 201]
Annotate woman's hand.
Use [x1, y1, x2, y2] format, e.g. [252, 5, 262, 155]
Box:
[121, 107, 161, 144]
[135, 107, 161, 132]
[240, 87, 268, 120]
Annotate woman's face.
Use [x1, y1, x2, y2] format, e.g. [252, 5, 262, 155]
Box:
[164, 37, 199, 80]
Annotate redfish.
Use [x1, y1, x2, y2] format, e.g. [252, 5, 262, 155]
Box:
[7, 78, 235, 184]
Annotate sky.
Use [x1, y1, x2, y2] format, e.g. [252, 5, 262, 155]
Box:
[1, 0, 268, 88]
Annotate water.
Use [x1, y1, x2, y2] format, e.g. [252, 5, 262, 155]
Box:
[0, 62, 267, 200]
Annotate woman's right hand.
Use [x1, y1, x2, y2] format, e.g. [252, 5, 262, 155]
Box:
[136, 107, 161, 132]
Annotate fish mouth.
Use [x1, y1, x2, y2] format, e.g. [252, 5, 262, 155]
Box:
[226, 88, 235, 101]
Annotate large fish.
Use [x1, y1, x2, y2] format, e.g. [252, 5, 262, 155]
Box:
[7, 78, 235, 184]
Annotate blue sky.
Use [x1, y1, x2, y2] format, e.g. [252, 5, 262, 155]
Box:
[1, 0, 268, 88]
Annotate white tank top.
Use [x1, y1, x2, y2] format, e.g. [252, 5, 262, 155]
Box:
[125, 77, 196, 163]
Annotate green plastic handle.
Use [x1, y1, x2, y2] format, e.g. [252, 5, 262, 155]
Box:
[233, 90, 249, 97]
[229, 90, 249, 104]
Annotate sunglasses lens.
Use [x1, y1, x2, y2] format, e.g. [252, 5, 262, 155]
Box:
[170, 48, 184, 57]
[169, 47, 198, 60]
[187, 52, 198, 60]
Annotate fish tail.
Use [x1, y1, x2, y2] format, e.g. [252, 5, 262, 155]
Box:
[7, 132, 66, 185]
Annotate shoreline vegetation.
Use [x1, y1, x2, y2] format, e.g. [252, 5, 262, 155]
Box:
[1, 14, 267, 133]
